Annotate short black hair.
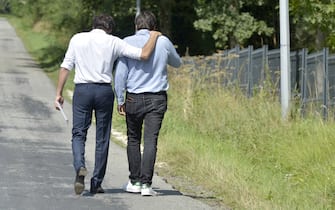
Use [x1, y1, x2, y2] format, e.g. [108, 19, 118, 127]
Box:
[135, 11, 157, 31]
[92, 14, 115, 34]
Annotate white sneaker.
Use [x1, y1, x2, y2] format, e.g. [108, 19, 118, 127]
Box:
[123, 180, 141, 193]
[141, 184, 158, 196]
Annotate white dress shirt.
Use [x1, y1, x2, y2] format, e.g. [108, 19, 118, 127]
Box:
[61, 29, 142, 84]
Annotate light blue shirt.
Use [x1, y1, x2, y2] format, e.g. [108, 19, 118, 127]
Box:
[114, 29, 182, 105]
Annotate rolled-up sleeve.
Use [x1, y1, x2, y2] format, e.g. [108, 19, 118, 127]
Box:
[60, 38, 75, 70]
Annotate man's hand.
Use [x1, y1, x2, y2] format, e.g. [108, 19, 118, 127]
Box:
[54, 95, 64, 110]
[140, 31, 162, 60]
[150, 30, 162, 37]
[118, 104, 126, 116]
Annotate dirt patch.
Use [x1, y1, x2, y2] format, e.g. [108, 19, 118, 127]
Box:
[155, 165, 231, 210]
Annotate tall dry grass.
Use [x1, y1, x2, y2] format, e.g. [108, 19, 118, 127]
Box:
[155, 58, 335, 209]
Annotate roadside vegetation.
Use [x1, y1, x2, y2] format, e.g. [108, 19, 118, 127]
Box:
[3, 14, 335, 210]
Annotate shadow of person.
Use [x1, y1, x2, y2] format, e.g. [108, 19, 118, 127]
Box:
[81, 188, 125, 196]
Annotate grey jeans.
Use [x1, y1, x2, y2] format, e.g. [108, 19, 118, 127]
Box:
[125, 91, 167, 185]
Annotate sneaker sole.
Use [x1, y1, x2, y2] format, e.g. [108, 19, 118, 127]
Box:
[124, 188, 141, 193]
[141, 192, 157, 196]
[141, 189, 157, 196]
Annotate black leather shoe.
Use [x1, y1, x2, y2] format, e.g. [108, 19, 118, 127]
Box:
[90, 186, 105, 194]
[90, 179, 105, 194]
[74, 167, 87, 195]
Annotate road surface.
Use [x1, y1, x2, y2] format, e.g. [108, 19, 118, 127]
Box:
[0, 17, 214, 210]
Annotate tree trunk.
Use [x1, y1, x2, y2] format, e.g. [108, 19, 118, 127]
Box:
[315, 28, 325, 50]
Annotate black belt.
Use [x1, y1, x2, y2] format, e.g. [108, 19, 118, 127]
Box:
[76, 83, 111, 86]
[126, 91, 166, 95]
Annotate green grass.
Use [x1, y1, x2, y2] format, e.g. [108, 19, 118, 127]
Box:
[6, 14, 335, 210]
[155, 67, 335, 209]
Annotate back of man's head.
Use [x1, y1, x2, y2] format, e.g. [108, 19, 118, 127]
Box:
[135, 11, 157, 31]
[93, 14, 115, 34]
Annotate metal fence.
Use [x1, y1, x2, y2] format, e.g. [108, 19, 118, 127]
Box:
[182, 45, 335, 119]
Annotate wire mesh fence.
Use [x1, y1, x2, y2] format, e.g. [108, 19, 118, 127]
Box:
[182, 45, 335, 119]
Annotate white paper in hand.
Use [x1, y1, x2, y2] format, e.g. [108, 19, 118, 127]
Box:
[56, 101, 68, 122]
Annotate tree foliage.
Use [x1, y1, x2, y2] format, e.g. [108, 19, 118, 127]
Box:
[291, 0, 335, 51]
[193, 0, 274, 49]
[0, 0, 9, 13]
[5, 0, 335, 55]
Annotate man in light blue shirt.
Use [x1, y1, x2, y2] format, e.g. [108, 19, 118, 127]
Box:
[114, 11, 182, 196]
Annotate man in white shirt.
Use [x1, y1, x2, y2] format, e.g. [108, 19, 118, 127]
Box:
[54, 14, 160, 195]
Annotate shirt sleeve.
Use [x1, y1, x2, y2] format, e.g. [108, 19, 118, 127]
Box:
[117, 39, 142, 60]
[164, 37, 182, 68]
[114, 57, 129, 105]
[60, 36, 76, 70]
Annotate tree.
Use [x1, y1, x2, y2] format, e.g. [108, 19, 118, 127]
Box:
[241, 0, 280, 49]
[291, 0, 335, 51]
[10, 0, 335, 55]
[0, 0, 9, 13]
[193, 0, 274, 49]
[171, 0, 215, 55]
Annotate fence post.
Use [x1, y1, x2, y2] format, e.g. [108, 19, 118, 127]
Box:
[300, 48, 307, 118]
[262, 45, 268, 83]
[294, 50, 300, 92]
[323, 48, 329, 120]
[233, 45, 240, 81]
[248, 45, 253, 97]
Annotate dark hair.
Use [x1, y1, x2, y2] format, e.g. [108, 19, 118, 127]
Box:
[135, 11, 157, 31]
[92, 14, 115, 34]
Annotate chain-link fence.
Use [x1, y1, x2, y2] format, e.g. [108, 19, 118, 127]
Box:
[183, 46, 335, 119]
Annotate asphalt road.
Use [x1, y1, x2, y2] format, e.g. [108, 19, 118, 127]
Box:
[0, 17, 213, 210]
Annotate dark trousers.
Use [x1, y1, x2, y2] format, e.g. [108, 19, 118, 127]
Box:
[72, 83, 114, 187]
[125, 91, 167, 185]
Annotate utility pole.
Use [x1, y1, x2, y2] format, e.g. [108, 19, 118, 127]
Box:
[280, 0, 291, 119]
[136, 0, 141, 17]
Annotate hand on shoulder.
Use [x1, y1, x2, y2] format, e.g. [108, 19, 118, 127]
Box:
[150, 31, 162, 37]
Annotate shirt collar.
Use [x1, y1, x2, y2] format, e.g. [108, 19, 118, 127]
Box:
[91, 29, 107, 34]
[136, 29, 150, 35]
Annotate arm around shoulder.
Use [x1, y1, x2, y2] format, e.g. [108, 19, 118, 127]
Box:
[140, 31, 161, 60]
